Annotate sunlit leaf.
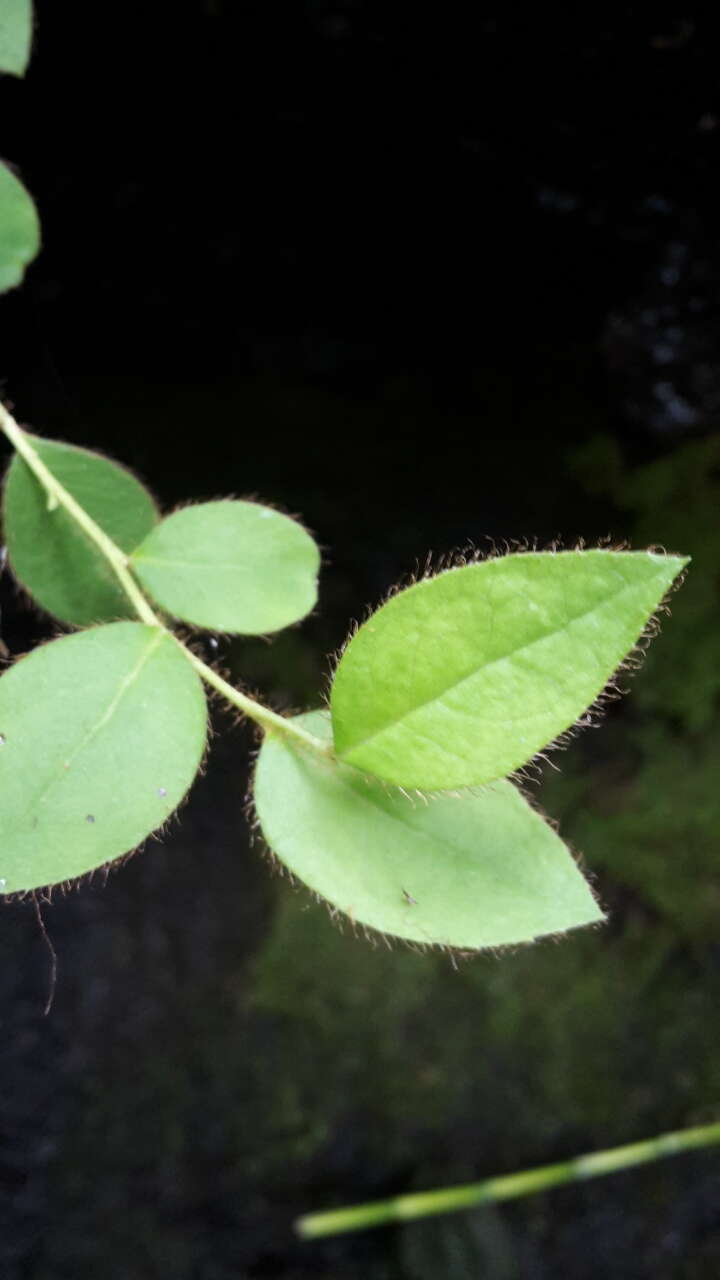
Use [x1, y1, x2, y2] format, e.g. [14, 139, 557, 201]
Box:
[0, 622, 207, 893]
[3, 435, 159, 625]
[253, 711, 603, 949]
[331, 550, 688, 790]
[0, 0, 32, 76]
[131, 499, 320, 634]
[0, 161, 39, 291]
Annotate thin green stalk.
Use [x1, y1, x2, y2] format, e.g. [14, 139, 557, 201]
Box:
[0, 403, 160, 626]
[0, 404, 332, 756]
[296, 1121, 720, 1238]
[183, 648, 332, 751]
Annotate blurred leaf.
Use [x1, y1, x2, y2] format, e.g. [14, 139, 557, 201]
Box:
[3, 435, 159, 625]
[331, 550, 688, 790]
[0, 160, 39, 290]
[0, 622, 207, 893]
[131, 499, 320, 634]
[0, 0, 32, 76]
[253, 711, 602, 949]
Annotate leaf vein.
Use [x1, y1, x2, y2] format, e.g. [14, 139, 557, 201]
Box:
[339, 568, 665, 753]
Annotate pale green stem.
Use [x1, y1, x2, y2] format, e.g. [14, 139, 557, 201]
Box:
[183, 648, 332, 751]
[0, 404, 332, 755]
[296, 1121, 720, 1238]
[0, 404, 160, 626]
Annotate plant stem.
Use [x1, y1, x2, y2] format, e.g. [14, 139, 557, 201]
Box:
[183, 648, 332, 751]
[0, 403, 160, 627]
[0, 404, 332, 755]
[296, 1120, 720, 1238]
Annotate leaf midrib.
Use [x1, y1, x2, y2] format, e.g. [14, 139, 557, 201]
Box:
[24, 628, 165, 825]
[303, 750, 568, 910]
[338, 565, 664, 754]
[311, 761, 599, 945]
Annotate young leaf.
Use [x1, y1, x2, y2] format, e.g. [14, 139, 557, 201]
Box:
[0, 622, 207, 894]
[0, 0, 32, 77]
[130, 499, 320, 634]
[0, 161, 40, 291]
[253, 711, 603, 949]
[3, 435, 159, 625]
[331, 550, 688, 790]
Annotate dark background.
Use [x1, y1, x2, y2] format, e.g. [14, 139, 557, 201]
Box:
[1, 3, 719, 1277]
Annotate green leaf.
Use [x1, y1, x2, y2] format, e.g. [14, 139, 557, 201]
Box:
[0, 0, 32, 76]
[331, 550, 689, 790]
[253, 711, 603, 949]
[0, 622, 207, 894]
[0, 161, 40, 291]
[131, 500, 320, 634]
[3, 435, 159, 625]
